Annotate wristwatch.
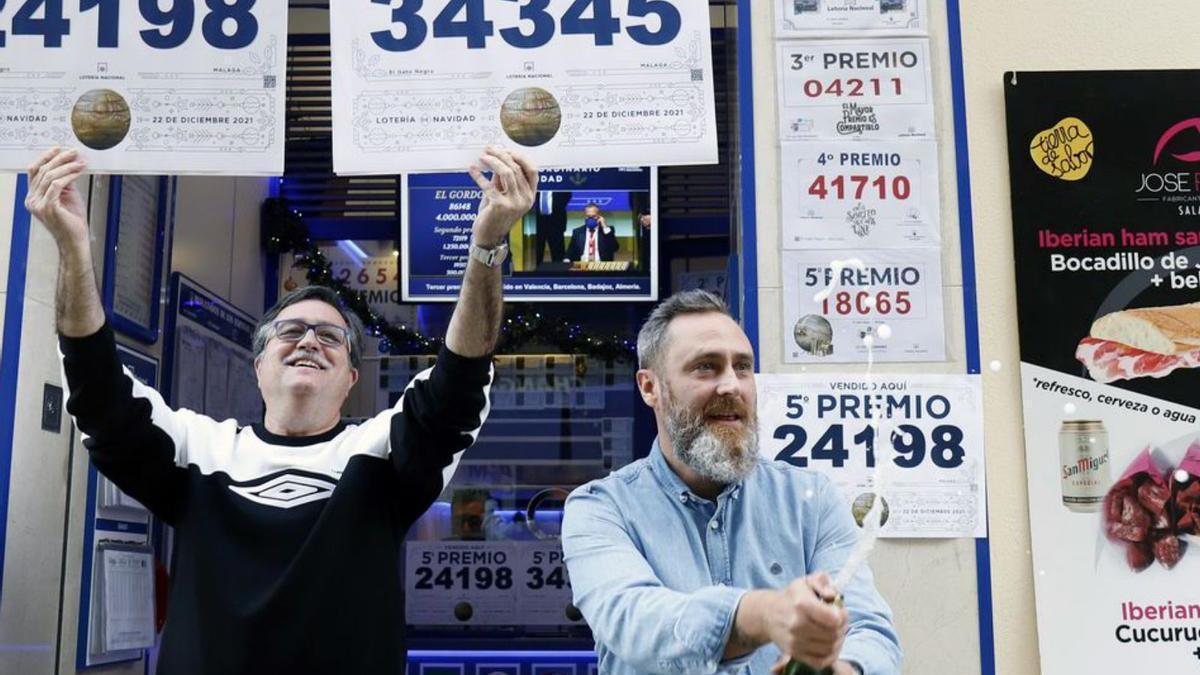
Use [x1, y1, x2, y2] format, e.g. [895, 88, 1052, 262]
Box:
[469, 237, 508, 268]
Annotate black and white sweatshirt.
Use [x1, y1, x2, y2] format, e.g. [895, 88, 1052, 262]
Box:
[60, 324, 493, 674]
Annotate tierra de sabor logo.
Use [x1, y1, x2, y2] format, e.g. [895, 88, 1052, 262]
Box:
[1029, 116, 1093, 181]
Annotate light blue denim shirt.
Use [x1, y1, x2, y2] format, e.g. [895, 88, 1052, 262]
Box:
[561, 440, 901, 674]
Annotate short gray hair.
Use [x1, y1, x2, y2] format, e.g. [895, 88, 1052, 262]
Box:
[252, 286, 365, 368]
[637, 289, 730, 370]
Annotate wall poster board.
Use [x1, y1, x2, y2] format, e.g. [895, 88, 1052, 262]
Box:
[163, 273, 262, 426]
[101, 176, 171, 343]
[1006, 70, 1200, 674]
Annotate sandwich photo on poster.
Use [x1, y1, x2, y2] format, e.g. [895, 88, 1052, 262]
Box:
[1005, 70, 1200, 675]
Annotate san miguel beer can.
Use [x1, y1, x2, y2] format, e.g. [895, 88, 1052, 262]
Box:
[1059, 420, 1111, 512]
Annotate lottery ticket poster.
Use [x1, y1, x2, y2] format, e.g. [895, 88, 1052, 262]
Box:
[782, 248, 945, 364]
[776, 38, 934, 142]
[0, 0, 287, 175]
[780, 140, 940, 249]
[776, 0, 928, 38]
[757, 373, 986, 538]
[405, 541, 580, 627]
[330, 0, 718, 174]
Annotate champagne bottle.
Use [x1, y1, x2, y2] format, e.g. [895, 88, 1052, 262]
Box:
[782, 660, 833, 675]
[782, 593, 844, 675]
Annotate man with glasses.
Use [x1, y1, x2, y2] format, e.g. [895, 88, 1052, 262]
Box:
[30, 145, 537, 674]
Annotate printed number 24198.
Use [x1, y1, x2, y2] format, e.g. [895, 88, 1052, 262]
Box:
[773, 423, 965, 469]
[0, 0, 260, 50]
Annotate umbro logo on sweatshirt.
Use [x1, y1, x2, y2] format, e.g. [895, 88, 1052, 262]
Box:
[228, 474, 337, 509]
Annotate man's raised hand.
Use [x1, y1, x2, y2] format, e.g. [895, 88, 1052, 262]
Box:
[467, 145, 538, 247]
[25, 147, 89, 247]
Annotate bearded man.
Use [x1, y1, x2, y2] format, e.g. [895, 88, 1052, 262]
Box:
[561, 290, 901, 674]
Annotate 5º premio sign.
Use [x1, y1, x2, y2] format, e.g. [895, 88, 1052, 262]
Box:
[0, 0, 287, 175]
[756, 373, 986, 538]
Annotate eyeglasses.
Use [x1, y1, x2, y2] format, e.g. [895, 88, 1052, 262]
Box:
[271, 319, 351, 349]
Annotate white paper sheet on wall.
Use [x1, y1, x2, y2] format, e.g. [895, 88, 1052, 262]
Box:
[100, 547, 155, 652]
[776, 38, 936, 141]
[112, 176, 161, 329]
[778, 139, 941, 249]
[776, 0, 928, 37]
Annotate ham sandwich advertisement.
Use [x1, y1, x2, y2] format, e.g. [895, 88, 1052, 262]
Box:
[1005, 70, 1200, 674]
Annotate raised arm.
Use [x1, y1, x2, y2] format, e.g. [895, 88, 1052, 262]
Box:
[444, 146, 538, 357]
[25, 147, 104, 337]
[31, 147, 198, 523]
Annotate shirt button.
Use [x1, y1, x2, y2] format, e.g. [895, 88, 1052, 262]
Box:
[710, 520, 720, 530]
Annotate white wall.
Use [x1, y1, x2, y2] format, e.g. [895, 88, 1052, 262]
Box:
[171, 176, 269, 313]
[959, 4, 1200, 674]
[0, 172, 66, 675]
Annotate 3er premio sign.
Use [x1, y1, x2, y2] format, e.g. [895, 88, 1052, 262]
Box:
[0, 0, 287, 174]
[776, 38, 934, 141]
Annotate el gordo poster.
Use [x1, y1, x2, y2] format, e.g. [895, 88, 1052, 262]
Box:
[1005, 71, 1200, 674]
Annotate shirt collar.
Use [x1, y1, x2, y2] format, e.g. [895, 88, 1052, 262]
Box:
[648, 438, 744, 504]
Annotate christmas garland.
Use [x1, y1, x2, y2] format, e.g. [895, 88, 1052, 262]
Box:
[262, 197, 638, 360]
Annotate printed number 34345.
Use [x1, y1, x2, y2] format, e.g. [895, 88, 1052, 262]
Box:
[370, 0, 682, 52]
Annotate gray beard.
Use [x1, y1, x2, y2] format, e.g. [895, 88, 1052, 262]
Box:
[663, 388, 759, 485]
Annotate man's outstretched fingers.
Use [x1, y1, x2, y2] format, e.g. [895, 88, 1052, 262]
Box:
[26, 147, 58, 179]
[479, 153, 515, 194]
[29, 153, 79, 206]
[467, 163, 492, 192]
[511, 152, 539, 194]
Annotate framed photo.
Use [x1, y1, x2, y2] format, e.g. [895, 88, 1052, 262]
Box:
[101, 175, 170, 343]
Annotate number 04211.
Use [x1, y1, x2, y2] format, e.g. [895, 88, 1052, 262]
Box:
[800, 77, 903, 98]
